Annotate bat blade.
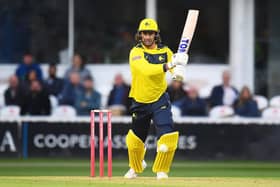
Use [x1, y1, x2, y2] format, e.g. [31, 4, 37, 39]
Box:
[177, 9, 199, 54]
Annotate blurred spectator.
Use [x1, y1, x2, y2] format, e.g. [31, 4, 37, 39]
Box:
[107, 73, 130, 115]
[4, 75, 25, 107]
[64, 53, 91, 82]
[58, 72, 83, 106]
[21, 80, 50, 115]
[180, 87, 207, 116]
[44, 63, 64, 96]
[75, 76, 101, 115]
[209, 70, 238, 107]
[234, 86, 260, 117]
[167, 80, 186, 107]
[22, 69, 40, 93]
[15, 53, 43, 81]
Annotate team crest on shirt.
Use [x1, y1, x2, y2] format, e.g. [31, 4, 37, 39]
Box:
[158, 55, 165, 62]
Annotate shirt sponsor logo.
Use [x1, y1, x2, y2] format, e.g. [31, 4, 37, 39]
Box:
[132, 55, 141, 61]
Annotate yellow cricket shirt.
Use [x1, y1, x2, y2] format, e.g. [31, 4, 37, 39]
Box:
[129, 43, 173, 103]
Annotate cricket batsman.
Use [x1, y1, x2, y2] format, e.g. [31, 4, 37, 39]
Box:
[124, 18, 188, 179]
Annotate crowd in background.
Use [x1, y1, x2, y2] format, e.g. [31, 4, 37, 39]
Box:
[3, 53, 262, 117]
[4, 53, 130, 116]
[168, 70, 260, 117]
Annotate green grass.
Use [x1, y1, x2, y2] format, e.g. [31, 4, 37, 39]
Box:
[0, 159, 280, 187]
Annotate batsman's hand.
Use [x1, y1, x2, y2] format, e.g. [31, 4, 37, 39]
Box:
[172, 65, 185, 81]
[167, 53, 189, 69]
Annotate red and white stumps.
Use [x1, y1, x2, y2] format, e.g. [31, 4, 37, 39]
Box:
[90, 110, 112, 178]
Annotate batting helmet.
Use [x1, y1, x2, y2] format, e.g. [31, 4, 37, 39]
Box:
[138, 18, 159, 32]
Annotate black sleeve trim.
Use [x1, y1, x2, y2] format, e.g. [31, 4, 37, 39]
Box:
[163, 63, 168, 72]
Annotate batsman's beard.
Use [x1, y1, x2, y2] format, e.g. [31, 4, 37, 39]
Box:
[142, 38, 155, 48]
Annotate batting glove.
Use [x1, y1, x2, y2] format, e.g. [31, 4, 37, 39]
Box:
[172, 65, 185, 81]
[167, 53, 189, 69]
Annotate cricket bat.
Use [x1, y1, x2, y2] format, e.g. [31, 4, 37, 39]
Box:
[173, 9, 199, 81]
[177, 9, 199, 54]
